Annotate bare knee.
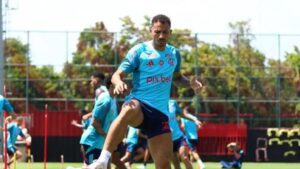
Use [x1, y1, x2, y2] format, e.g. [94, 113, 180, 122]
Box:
[119, 99, 143, 126]
[16, 151, 22, 159]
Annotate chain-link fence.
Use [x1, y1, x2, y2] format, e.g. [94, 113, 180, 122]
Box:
[3, 30, 300, 128]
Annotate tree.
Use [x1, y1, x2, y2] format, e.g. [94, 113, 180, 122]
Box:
[4, 38, 63, 112]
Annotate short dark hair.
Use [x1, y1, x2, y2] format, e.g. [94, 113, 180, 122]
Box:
[92, 72, 105, 81]
[105, 75, 113, 89]
[151, 14, 171, 27]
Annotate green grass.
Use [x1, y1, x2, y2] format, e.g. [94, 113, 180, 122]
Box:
[13, 162, 300, 169]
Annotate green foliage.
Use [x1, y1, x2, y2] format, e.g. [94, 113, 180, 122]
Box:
[4, 17, 300, 127]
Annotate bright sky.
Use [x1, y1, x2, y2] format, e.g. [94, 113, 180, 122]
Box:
[4, 0, 300, 68]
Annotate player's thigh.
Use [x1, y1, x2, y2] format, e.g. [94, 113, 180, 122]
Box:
[120, 99, 144, 127]
[148, 132, 172, 164]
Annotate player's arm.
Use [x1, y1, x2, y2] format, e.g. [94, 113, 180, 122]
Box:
[70, 120, 84, 128]
[233, 150, 242, 159]
[173, 72, 202, 94]
[112, 69, 128, 95]
[112, 45, 141, 95]
[180, 106, 202, 129]
[82, 112, 92, 120]
[172, 50, 202, 94]
[92, 118, 106, 137]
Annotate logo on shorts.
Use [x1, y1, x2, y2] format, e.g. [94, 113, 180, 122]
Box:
[162, 121, 170, 131]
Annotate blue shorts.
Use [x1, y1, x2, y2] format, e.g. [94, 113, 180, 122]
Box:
[115, 142, 126, 155]
[135, 100, 170, 138]
[82, 144, 101, 165]
[7, 146, 17, 156]
[186, 138, 198, 151]
[126, 142, 138, 153]
[173, 136, 186, 152]
[139, 137, 148, 149]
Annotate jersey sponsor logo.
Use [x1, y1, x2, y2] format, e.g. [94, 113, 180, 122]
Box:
[162, 121, 170, 131]
[146, 75, 171, 84]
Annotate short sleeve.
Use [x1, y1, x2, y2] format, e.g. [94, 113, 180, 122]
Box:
[118, 45, 141, 73]
[92, 99, 110, 122]
[174, 101, 183, 115]
[175, 49, 181, 73]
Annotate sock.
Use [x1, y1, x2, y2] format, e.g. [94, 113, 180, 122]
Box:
[97, 149, 111, 163]
[197, 159, 205, 168]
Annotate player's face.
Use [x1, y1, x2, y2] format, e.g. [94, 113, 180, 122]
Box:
[150, 21, 171, 50]
[90, 76, 99, 87]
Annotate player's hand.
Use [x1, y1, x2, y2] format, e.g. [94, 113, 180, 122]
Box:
[71, 120, 77, 126]
[190, 76, 202, 94]
[196, 120, 203, 129]
[113, 81, 128, 95]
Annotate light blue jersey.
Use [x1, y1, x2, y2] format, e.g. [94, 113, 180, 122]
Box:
[102, 98, 118, 138]
[0, 95, 14, 117]
[80, 92, 116, 149]
[126, 126, 139, 144]
[82, 117, 92, 131]
[181, 118, 198, 140]
[168, 99, 184, 140]
[119, 41, 181, 115]
[7, 122, 25, 149]
[94, 85, 108, 101]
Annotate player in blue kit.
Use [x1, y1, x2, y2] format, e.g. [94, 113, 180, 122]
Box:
[0, 117, 28, 166]
[88, 14, 202, 169]
[71, 109, 92, 164]
[168, 99, 202, 169]
[181, 106, 205, 169]
[80, 76, 125, 169]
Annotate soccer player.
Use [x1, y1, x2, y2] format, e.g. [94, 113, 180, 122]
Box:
[71, 109, 92, 164]
[81, 72, 108, 121]
[71, 109, 92, 130]
[181, 106, 205, 169]
[121, 126, 147, 169]
[88, 14, 202, 169]
[220, 142, 244, 169]
[168, 99, 202, 169]
[3, 117, 28, 166]
[80, 76, 126, 169]
[91, 72, 108, 99]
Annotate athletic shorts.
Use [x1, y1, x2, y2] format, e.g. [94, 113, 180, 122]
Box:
[135, 99, 170, 138]
[173, 136, 186, 152]
[126, 142, 138, 153]
[7, 146, 17, 156]
[115, 142, 126, 155]
[185, 138, 198, 151]
[139, 137, 148, 149]
[82, 144, 101, 165]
